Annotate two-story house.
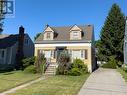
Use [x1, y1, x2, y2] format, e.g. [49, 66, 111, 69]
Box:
[35, 24, 96, 72]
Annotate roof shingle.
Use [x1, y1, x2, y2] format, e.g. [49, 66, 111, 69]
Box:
[35, 25, 93, 43]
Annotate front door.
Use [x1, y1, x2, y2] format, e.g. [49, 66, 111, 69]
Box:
[56, 47, 66, 61]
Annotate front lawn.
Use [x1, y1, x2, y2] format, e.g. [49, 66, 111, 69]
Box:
[0, 71, 41, 92]
[117, 68, 127, 81]
[8, 74, 89, 95]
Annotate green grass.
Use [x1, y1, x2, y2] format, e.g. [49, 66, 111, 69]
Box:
[8, 74, 89, 95]
[117, 68, 127, 82]
[0, 71, 41, 92]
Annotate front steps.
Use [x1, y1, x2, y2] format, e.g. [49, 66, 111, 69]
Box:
[44, 63, 58, 76]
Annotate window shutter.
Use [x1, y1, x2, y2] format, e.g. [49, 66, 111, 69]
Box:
[85, 49, 88, 59]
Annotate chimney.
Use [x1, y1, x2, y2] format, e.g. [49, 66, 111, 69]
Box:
[15, 26, 25, 69]
[18, 26, 25, 53]
[19, 26, 24, 35]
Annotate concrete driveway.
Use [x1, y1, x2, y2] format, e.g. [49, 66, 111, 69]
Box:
[78, 68, 127, 95]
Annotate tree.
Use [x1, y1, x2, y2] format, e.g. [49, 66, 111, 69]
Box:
[98, 3, 126, 62]
[34, 33, 41, 41]
[0, 0, 5, 34]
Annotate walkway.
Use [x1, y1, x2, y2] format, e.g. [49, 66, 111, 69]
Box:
[78, 68, 127, 95]
[0, 77, 45, 95]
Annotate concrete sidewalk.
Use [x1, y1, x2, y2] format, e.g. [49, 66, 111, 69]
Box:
[0, 77, 45, 95]
[78, 68, 127, 95]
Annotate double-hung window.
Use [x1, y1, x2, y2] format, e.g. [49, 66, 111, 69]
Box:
[46, 32, 50, 39]
[73, 31, 79, 39]
[0, 50, 4, 58]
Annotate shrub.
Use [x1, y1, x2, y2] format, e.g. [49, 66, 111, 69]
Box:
[72, 59, 88, 73]
[69, 68, 82, 76]
[122, 64, 127, 73]
[35, 54, 46, 74]
[57, 51, 71, 75]
[23, 65, 36, 74]
[117, 61, 123, 67]
[101, 56, 117, 69]
[22, 57, 35, 69]
[0, 64, 15, 73]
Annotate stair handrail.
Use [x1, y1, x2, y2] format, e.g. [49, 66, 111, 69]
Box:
[44, 58, 51, 73]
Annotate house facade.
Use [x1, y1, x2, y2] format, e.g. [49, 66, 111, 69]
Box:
[0, 26, 34, 64]
[35, 25, 96, 72]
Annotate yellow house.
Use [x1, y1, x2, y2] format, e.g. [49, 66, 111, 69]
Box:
[34, 24, 96, 72]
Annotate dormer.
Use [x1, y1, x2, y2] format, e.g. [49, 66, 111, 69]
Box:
[70, 25, 82, 40]
[43, 25, 54, 40]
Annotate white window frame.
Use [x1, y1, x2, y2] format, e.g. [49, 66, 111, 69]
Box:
[73, 31, 79, 39]
[46, 32, 51, 39]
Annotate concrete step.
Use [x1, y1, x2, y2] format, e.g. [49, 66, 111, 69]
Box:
[44, 63, 58, 75]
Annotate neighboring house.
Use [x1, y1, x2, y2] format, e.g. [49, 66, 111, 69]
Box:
[35, 24, 96, 72]
[124, 17, 127, 64]
[0, 26, 34, 64]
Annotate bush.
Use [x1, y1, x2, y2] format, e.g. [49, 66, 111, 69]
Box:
[22, 57, 35, 69]
[57, 51, 71, 75]
[101, 56, 117, 69]
[72, 59, 88, 73]
[122, 64, 127, 73]
[69, 68, 82, 76]
[0, 64, 15, 73]
[35, 54, 46, 74]
[23, 65, 36, 74]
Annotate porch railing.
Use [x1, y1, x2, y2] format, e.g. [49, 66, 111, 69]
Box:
[44, 58, 51, 73]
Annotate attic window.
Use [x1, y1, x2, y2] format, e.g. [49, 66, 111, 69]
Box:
[46, 32, 50, 39]
[73, 31, 79, 39]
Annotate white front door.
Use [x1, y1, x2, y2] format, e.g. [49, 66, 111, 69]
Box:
[44, 50, 51, 58]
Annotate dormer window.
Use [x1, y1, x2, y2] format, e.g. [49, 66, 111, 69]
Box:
[43, 25, 54, 40]
[46, 32, 51, 39]
[70, 25, 82, 40]
[73, 31, 79, 39]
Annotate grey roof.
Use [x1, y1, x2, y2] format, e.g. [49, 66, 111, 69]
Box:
[0, 34, 9, 39]
[35, 25, 93, 43]
[0, 34, 19, 49]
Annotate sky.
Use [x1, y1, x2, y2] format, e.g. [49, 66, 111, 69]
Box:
[3, 0, 127, 41]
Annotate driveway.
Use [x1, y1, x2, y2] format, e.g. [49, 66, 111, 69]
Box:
[78, 68, 127, 95]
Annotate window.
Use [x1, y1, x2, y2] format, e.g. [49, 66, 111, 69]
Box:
[0, 50, 4, 58]
[44, 50, 51, 58]
[68, 50, 72, 57]
[85, 49, 88, 59]
[81, 50, 84, 58]
[72, 31, 80, 39]
[46, 33, 50, 39]
[72, 50, 81, 59]
[73, 32, 78, 37]
[24, 39, 29, 45]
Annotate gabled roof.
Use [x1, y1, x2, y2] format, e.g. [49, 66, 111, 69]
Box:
[0, 34, 19, 49]
[35, 25, 94, 43]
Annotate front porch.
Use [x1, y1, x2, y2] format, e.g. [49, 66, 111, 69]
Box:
[37, 46, 88, 64]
